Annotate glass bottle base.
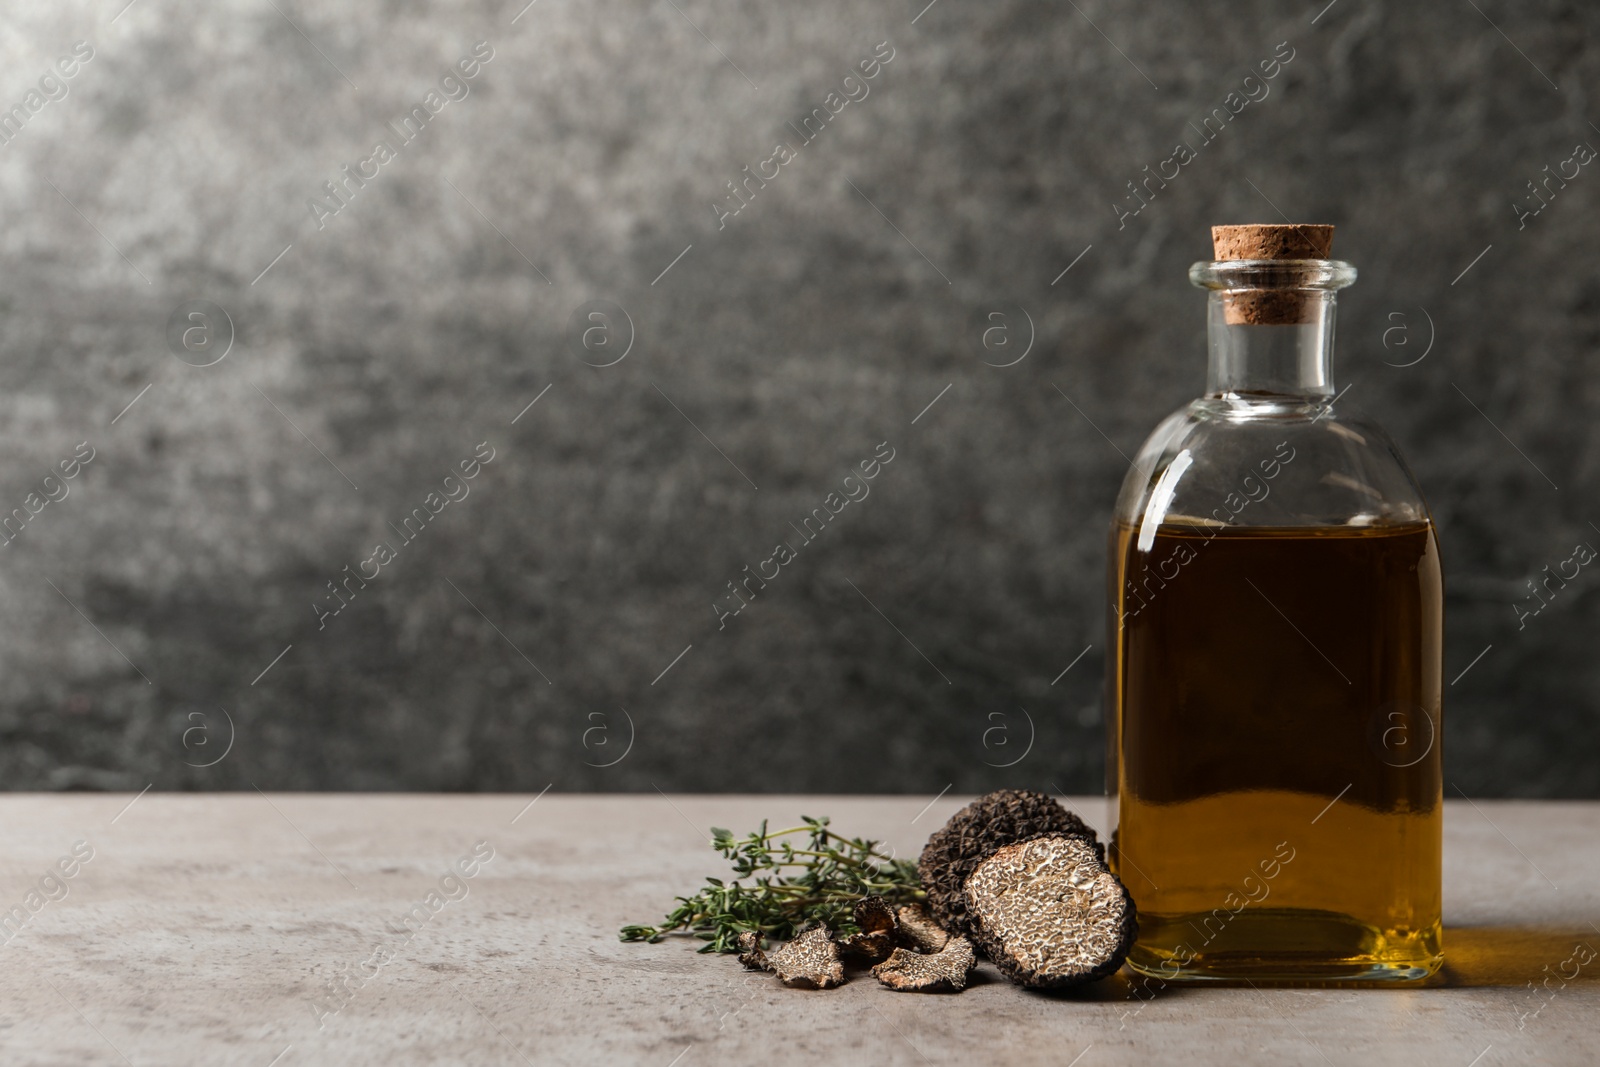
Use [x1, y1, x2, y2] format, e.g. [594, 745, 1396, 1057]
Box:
[1126, 908, 1443, 984]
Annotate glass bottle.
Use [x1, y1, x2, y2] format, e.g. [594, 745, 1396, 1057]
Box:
[1105, 225, 1443, 982]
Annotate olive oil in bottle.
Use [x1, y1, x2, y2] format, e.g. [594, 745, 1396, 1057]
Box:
[1105, 225, 1443, 982]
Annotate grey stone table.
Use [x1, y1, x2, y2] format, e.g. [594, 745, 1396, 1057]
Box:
[0, 794, 1595, 1066]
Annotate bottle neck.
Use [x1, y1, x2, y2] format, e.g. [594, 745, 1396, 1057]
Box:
[1205, 290, 1336, 400]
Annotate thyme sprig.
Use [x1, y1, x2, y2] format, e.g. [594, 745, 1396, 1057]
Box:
[620, 816, 924, 953]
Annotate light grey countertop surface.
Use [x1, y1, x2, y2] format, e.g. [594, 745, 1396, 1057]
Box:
[0, 793, 1595, 1065]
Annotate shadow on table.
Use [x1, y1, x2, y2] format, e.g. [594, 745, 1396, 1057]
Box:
[1058, 925, 1600, 996]
[1025, 970, 1188, 1002]
[1437, 925, 1600, 988]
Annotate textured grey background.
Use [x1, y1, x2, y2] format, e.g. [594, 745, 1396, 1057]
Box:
[0, 0, 1594, 796]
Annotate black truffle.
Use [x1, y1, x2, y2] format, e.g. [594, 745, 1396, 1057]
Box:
[738, 925, 845, 989]
[918, 789, 1097, 937]
[837, 896, 898, 963]
[872, 936, 977, 993]
[894, 903, 949, 955]
[962, 833, 1137, 989]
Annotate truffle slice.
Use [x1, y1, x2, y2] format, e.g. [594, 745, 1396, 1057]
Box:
[894, 903, 949, 955]
[918, 790, 1097, 937]
[872, 936, 977, 993]
[838, 896, 898, 963]
[963, 833, 1136, 989]
[736, 930, 768, 971]
[740, 925, 845, 989]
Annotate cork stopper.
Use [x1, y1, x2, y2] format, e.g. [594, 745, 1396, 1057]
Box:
[1211, 224, 1334, 261]
[1210, 224, 1335, 325]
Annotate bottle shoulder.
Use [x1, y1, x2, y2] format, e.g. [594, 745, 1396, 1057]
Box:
[1112, 398, 1431, 532]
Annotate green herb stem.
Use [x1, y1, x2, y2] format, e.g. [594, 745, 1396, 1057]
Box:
[620, 816, 923, 953]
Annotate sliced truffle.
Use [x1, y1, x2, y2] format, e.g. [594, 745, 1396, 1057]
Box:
[894, 903, 949, 955]
[963, 833, 1136, 989]
[918, 789, 1097, 937]
[838, 896, 898, 963]
[872, 936, 977, 993]
[740, 925, 845, 989]
[736, 930, 768, 971]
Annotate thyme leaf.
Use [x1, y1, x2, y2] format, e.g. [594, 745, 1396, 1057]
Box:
[620, 816, 924, 953]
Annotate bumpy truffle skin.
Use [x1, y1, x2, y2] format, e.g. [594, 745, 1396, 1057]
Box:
[746, 925, 846, 989]
[918, 789, 1097, 937]
[962, 833, 1137, 989]
[872, 936, 977, 993]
